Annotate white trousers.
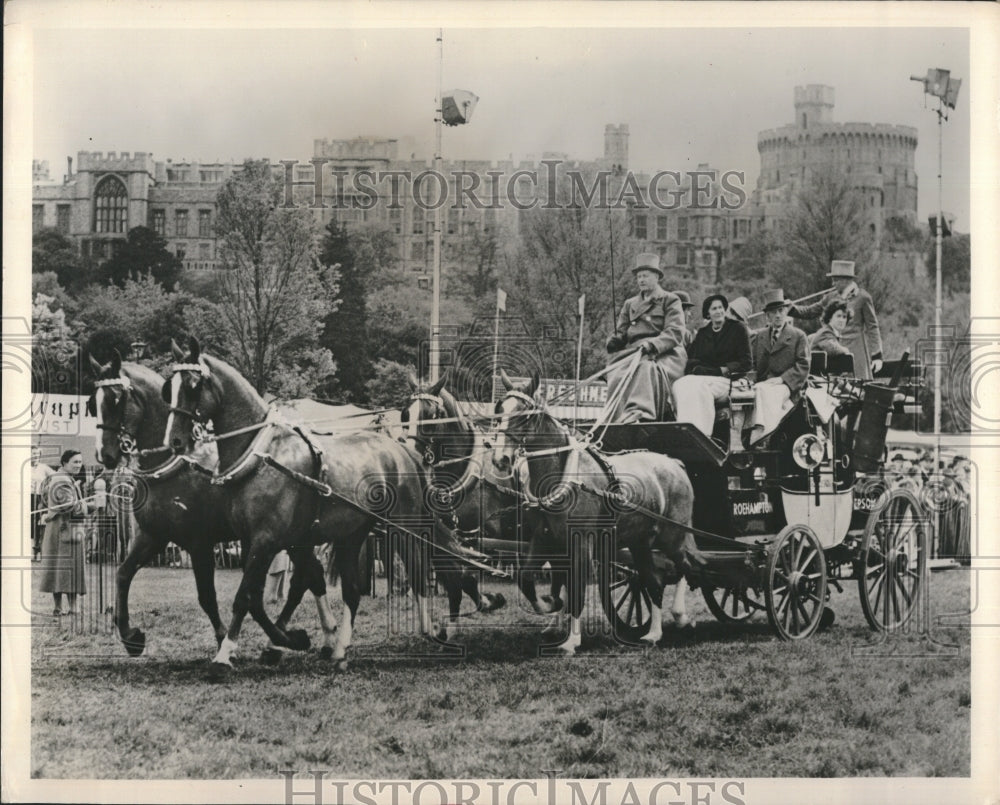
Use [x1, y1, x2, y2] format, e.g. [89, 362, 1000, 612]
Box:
[673, 375, 732, 436]
[750, 382, 792, 444]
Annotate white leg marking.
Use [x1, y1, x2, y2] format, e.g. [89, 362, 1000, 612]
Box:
[672, 584, 692, 628]
[557, 616, 582, 654]
[642, 603, 663, 645]
[414, 593, 434, 636]
[314, 593, 339, 650]
[213, 636, 238, 666]
[94, 388, 105, 463]
[333, 602, 353, 662]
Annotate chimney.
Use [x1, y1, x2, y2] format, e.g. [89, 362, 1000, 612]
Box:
[66, 156, 73, 183]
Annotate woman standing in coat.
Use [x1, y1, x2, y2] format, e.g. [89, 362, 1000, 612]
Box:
[38, 450, 88, 617]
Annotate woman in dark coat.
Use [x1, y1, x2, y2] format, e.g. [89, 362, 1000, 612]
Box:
[673, 294, 752, 436]
[809, 300, 852, 360]
[38, 450, 88, 616]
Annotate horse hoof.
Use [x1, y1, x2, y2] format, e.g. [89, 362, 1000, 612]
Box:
[335, 659, 349, 673]
[286, 629, 311, 652]
[123, 629, 146, 657]
[318, 646, 334, 662]
[819, 607, 836, 631]
[481, 593, 506, 613]
[259, 647, 283, 666]
[207, 662, 233, 682]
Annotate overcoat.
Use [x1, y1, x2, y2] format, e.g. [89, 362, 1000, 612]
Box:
[38, 469, 87, 595]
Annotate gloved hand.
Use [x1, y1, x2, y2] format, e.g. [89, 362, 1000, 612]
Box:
[606, 333, 626, 353]
[871, 358, 883, 375]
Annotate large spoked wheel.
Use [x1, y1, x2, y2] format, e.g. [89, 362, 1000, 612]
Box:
[858, 488, 928, 632]
[598, 544, 653, 644]
[764, 524, 828, 641]
[702, 584, 765, 623]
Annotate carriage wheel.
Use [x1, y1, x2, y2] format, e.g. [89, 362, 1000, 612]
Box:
[702, 584, 765, 623]
[858, 489, 927, 632]
[764, 525, 828, 641]
[597, 542, 652, 644]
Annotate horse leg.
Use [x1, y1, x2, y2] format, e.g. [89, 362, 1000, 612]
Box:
[632, 541, 665, 646]
[439, 568, 464, 641]
[670, 581, 693, 629]
[556, 525, 586, 655]
[115, 529, 167, 656]
[189, 543, 226, 647]
[541, 569, 567, 634]
[330, 538, 364, 671]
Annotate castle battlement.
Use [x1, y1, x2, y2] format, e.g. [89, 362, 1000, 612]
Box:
[758, 122, 918, 148]
[76, 150, 154, 172]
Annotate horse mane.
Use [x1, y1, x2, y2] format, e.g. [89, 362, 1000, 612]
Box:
[201, 354, 269, 422]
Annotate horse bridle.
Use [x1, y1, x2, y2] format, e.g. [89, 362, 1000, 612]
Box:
[94, 376, 139, 456]
[169, 362, 213, 443]
[404, 392, 449, 465]
[493, 389, 550, 450]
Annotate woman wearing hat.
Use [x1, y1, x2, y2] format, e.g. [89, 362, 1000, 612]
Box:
[734, 289, 809, 446]
[673, 293, 752, 438]
[38, 449, 89, 617]
[603, 252, 687, 423]
[789, 260, 883, 380]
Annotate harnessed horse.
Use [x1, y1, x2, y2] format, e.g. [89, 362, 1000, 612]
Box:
[88, 352, 326, 660]
[163, 339, 439, 675]
[402, 376, 567, 623]
[492, 371, 703, 654]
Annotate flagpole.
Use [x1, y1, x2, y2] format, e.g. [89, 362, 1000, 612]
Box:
[492, 288, 505, 404]
[575, 294, 586, 426]
[430, 28, 444, 383]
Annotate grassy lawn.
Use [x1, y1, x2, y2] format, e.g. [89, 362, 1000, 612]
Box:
[29, 565, 971, 779]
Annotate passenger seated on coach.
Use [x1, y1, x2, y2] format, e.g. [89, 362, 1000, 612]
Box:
[673, 294, 752, 438]
[731, 289, 809, 447]
[808, 300, 852, 360]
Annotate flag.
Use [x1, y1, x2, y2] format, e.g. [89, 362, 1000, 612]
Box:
[578, 294, 586, 317]
[497, 287, 507, 312]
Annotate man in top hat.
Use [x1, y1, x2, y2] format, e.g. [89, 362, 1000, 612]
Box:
[603, 252, 687, 423]
[674, 290, 697, 347]
[789, 260, 884, 380]
[734, 289, 809, 445]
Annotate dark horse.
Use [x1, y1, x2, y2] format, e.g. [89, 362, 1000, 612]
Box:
[163, 339, 437, 674]
[88, 352, 322, 659]
[492, 371, 703, 653]
[403, 375, 569, 629]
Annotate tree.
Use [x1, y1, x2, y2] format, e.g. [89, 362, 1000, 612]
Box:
[769, 168, 877, 299]
[365, 359, 417, 409]
[213, 159, 338, 397]
[31, 293, 80, 394]
[317, 221, 372, 403]
[928, 233, 970, 294]
[495, 203, 633, 379]
[32, 228, 97, 293]
[99, 226, 183, 289]
[451, 225, 501, 314]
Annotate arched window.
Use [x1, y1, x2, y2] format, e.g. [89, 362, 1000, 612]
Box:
[93, 176, 128, 234]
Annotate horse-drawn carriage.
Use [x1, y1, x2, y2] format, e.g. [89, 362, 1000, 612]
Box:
[465, 352, 928, 644]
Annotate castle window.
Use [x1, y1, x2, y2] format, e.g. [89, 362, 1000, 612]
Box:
[150, 209, 166, 236]
[677, 246, 689, 266]
[633, 214, 647, 240]
[801, 113, 807, 128]
[198, 209, 212, 237]
[175, 209, 189, 237]
[93, 175, 128, 234]
[32, 204, 44, 233]
[656, 215, 668, 240]
[57, 205, 71, 234]
[677, 216, 689, 241]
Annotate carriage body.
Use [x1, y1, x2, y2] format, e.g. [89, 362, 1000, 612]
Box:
[594, 360, 928, 641]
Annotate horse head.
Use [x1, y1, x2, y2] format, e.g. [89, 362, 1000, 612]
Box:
[401, 372, 451, 460]
[162, 337, 222, 454]
[491, 369, 545, 475]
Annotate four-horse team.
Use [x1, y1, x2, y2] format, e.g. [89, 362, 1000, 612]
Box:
[84, 254, 926, 675]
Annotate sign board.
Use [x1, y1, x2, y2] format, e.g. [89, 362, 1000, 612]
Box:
[493, 376, 608, 407]
[32, 394, 98, 437]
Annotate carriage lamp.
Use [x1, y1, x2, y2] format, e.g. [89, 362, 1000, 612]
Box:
[792, 434, 827, 470]
[753, 466, 767, 485]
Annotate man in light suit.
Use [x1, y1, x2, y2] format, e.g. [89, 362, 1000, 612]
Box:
[790, 260, 884, 380]
[734, 289, 809, 445]
[604, 252, 687, 423]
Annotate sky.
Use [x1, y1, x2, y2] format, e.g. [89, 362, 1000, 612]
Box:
[30, 21, 971, 228]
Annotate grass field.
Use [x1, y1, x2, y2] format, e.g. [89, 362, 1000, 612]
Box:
[29, 565, 971, 779]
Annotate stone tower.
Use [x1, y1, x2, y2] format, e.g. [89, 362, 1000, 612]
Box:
[603, 124, 629, 173]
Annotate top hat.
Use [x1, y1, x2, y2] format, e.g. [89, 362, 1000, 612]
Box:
[701, 293, 729, 319]
[762, 289, 789, 311]
[674, 290, 695, 309]
[828, 260, 856, 278]
[728, 296, 753, 323]
[632, 252, 663, 278]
